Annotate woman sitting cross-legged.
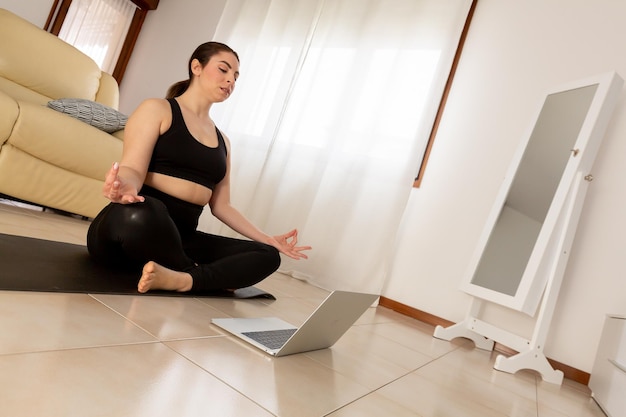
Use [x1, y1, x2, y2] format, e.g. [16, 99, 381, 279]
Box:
[87, 41, 311, 293]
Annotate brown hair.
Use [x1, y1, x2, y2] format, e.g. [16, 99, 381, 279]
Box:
[165, 41, 240, 99]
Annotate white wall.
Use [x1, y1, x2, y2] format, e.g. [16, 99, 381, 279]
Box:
[5, 0, 626, 375]
[0, 0, 53, 27]
[384, 0, 626, 373]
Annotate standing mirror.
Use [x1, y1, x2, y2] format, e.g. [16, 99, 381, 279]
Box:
[459, 71, 623, 315]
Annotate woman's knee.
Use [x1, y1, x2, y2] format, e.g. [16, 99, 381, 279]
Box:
[261, 243, 281, 272]
[119, 196, 170, 232]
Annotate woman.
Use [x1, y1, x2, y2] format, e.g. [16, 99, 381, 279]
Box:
[87, 42, 310, 293]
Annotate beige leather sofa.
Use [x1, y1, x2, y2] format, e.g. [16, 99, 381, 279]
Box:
[0, 8, 124, 219]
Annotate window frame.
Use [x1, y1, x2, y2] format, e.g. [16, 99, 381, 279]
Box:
[45, 0, 159, 85]
[414, 0, 477, 187]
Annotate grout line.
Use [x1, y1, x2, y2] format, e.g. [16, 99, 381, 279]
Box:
[0, 340, 163, 358]
[323, 346, 467, 416]
[160, 341, 278, 416]
[88, 293, 161, 340]
[535, 374, 540, 417]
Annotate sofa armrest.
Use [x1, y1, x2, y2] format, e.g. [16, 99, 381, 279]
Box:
[95, 72, 120, 109]
[0, 9, 102, 101]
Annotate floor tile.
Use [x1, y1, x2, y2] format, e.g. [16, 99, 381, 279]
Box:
[372, 361, 539, 417]
[92, 294, 230, 340]
[255, 272, 330, 300]
[364, 318, 467, 359]
[536, 379, 606, 417]
[199, 293, 327, 326]
[327, 391, 426, 417]
[167, 336, 372, 417]
[304, 323, 434, 389]
[0, 203, 89, 244]
[0, 291, 154, 354]
[0, 343, 274, 417]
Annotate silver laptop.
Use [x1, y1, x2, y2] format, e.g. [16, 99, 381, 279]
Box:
[211, 290, 379, 357]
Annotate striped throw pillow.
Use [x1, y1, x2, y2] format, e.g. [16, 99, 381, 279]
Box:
[47, 98, 128, 133]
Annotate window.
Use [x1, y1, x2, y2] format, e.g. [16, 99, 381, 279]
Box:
[213, 0, 477, 189]
[45, 0, 159, 84]
[58, 0, 136, 74]
[199, 0, 478, 293]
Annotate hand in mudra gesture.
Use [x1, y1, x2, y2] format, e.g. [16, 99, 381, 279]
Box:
[102, 162, 145, 204]
[270, 229, 311, 260]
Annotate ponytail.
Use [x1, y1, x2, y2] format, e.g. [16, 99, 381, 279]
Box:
[166, 80, 190, 99]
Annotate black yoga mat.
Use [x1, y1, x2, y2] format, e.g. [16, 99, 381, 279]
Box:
[0, 233, 275, 299]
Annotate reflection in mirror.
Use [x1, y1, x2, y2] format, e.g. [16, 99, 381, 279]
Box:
[470, 85, 598, 296]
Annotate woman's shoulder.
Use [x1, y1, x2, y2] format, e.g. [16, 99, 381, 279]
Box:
[125, 98, 174, 135]
[136, 97, 172, 112]
[129, 98, 172, 121]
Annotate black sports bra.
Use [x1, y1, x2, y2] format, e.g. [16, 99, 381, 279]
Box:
[148, 98, 227, 190]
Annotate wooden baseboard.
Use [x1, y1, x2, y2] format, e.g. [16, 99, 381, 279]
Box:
[378, 296, 590, 386]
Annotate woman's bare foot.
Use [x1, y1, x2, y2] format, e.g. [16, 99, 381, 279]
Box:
[138, 261, 193, 293]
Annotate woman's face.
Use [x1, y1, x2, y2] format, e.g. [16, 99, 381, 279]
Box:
[192, 51, 240, 102]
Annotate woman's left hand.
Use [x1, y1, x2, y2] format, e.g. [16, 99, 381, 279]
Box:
[270, 229, 311, 260]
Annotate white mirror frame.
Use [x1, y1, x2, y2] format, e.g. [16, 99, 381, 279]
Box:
[459, 71, 623, 316]
[434, 71, 623, 384]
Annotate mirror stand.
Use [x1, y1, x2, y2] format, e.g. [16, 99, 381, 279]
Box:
[435, 172, 590, 384]
[433, 72, 623, 385]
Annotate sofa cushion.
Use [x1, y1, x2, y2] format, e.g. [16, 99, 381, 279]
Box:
[8, 101, 123, 181]
[0, 77, 52, 106]
[47, 98, 128, 133]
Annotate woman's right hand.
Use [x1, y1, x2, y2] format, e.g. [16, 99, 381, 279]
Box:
[102, 162, 145, 204]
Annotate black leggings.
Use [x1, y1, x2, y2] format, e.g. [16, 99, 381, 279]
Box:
[86, 185, 281, 291]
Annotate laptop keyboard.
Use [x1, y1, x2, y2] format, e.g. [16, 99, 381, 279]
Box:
[242, 328, 297, 350]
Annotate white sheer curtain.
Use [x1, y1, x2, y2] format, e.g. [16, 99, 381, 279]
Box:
[58, 0, 136, 73]
[202, 0, 472, 293]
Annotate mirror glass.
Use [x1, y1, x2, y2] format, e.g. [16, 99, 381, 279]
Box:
[469, 84, 598, 296]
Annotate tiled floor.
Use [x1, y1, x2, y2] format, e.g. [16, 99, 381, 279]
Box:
[0, 200, 608, 416]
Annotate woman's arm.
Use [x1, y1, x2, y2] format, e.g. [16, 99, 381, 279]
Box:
[103, 99, 170, 204]
[209, 135, 311, 260]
